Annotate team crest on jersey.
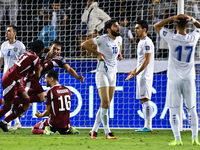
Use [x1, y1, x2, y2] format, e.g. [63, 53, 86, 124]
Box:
[163, 31, 167, 36]
[14, 47, 18, 52]
[44, 63, 48, 67]
[145, 46, 150, 50]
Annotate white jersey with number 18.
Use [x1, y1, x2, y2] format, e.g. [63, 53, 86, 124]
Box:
[160, 28, 200, 80]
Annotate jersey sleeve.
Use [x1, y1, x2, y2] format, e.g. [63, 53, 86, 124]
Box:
[142, 40, 153, 54]
[0, 43, 4, 58]
[93, 36, 104, 46]
[54, 56, 68, 68]
[20, 43, 26, 54]
[45, 89, 51, 105]
[118, 36, 122, 46]
[192, 28, 200, 39]
[160, 28, 173, 43]
[33, 57, 40, 71]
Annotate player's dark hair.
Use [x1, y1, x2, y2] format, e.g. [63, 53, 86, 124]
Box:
[8, 25, 18, 34]
[50, 40, 62, 47]
[30, 40, 45, 53]
[176, 18, 188, 29]
[105, 19, 117, 30]
[137, 20, 148, 32]
[46, 70, 58, 81]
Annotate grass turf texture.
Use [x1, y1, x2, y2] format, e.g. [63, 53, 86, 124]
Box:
[0, 129, 199, 150]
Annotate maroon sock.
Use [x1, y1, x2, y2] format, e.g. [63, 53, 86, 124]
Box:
[13, 97, 30, 104]
[4, 106, 25, 123]
[29, 95, 41, 103]
[0, 105, 11, 118]
[0, 98, 2, 105]
[32, 129, 44, 134]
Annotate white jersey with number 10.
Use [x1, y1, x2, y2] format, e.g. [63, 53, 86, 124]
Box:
[93, 34, 122, 73]
[160, 28, 200, 80]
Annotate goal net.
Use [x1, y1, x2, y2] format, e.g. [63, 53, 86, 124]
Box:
[0, 0, 199, 129]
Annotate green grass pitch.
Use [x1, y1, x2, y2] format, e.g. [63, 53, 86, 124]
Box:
[0, 129, 199, 150]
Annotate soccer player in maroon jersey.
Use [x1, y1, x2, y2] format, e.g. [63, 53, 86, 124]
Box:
[32, 70, 79, 135]
[23, 40, 84, 104]
[0, 40, 45, 132]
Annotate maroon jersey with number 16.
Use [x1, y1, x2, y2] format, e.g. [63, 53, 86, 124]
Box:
[46, 84, 71, 129]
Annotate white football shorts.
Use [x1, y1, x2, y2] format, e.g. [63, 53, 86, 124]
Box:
[166, 79, 196, 108]
[136, 76, 153, 99]
[95, 71, 116, 89]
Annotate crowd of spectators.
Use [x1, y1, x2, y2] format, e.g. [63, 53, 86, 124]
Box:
[0, 0, 198, 59]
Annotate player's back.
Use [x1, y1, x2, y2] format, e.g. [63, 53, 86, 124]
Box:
[160, 28, 200, 80]
[7, 50, 40, 80]
[47, 84, 71, 129]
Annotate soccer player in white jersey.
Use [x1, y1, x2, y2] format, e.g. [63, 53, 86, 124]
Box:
[82, 19, 123, 139]
[0, 26, 25, 130]
[126, 20, 154, 132]
[154, 14, 200, 146]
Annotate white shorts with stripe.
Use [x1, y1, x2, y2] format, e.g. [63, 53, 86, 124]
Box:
[136, 76, 153, 99]
[166, 79, 196, 108]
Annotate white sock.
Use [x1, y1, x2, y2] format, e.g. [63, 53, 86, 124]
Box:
[5, 111, 11, 126]
[169, 107, 181, 141]
[143, 101, 153, 129]
[14, 117, 20, 124]
[187, 107, 198, 140]
[100, 108, 111, 135]
[92, 108, 101, 132]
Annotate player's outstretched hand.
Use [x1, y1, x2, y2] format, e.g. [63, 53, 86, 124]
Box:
[118, 53, 123, 60]
[35, 111, 42, 118]
[125, 71, 136, 81]
[77, 74, 85, 82]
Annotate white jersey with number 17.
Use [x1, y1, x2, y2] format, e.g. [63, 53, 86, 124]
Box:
[160, 28, 200, 80]
[0, 40, 26, 74]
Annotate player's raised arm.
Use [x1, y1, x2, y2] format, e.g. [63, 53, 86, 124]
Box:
[185, 15, 200, 28]
[154, 14, 185, 34]
[63, 64, 84, 82]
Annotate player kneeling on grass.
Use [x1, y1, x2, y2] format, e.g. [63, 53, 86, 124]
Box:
[32, 70, 79, 135]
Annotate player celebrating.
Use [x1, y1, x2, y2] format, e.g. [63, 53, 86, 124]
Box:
[22, 40, 84, 104]
[126, 20, 154, 132]
[32, 70, 79, 135]
[0, 40, 45, 132]
[82, 19, 123, 139]
[0, 25, 25, 130]
[154, 14, 200, 146]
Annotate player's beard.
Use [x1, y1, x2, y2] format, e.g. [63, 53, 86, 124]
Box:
[111, 29, 120, 37]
